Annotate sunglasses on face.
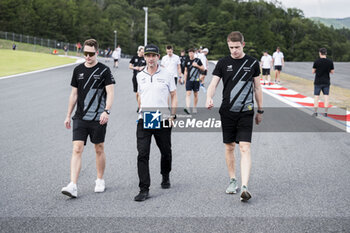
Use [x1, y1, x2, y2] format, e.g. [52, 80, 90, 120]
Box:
[84, 51, 96, 57]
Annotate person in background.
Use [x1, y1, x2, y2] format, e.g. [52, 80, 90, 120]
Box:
[129, 46, 146, 112]
[312, 48, 334, 117]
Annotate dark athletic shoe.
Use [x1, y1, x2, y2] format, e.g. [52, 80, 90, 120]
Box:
[161, 174, 171, 189]
[134, 191, 149, 202]
[184, 108, 190, 115]
[312, 112, 318, 117]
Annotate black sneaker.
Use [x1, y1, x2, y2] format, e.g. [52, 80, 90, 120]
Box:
[134, 190, 149, 202]
[184, 108, 190, 115]
[161, 174, 171, 189]
[312, 112, 318, 117]
[324, 113, 328, 117]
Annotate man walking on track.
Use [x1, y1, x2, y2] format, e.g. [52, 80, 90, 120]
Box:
[184, 48, 205, 114]
[312, 48, 334, 117]
[161, 45, 182, 85]
[134, 44, 178, 202]
[62, 39, 115, 198]
[260, 50, 273, 85]
[129, 46, 146, 112]
[206, 31, 263, 202]
[272, 47, 284, 84]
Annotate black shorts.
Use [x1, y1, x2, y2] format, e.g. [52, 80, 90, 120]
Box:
[219, 109, 254, 144]
[274, 65, 282, 71]
[114, 59, 119, 62]
[186, 80, 200, 92]
[314, 84, 330, 95]
[174, 77, 178, 85]
[200, 70, 207, 75]
[73, 119, 107, 145]
[262, 68, 270, 75]
[132, 75, 138, 93]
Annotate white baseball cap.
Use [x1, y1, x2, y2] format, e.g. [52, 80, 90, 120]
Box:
[202, 48, 209, 53]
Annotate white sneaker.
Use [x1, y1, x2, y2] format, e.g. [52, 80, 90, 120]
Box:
[61, 182, 77, 198]
[94, 179, 105, 193]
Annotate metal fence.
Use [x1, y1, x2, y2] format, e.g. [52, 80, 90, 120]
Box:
[0, 31, 134, 58]
[0, 31, 80, 52]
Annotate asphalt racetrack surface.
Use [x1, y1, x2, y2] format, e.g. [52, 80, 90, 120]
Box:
[1, 59, 349, 232]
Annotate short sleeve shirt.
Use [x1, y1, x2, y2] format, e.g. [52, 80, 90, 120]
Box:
[161, 54, 181, 77]
[212, 55, 260, 112]
[273, 51, 284, 66]
[261, 55, 273, 69]
[180, 55, 187, 74]
[313, 58, 334, 85]
[185, 58, 203, 81]
[137, 66, 176, 110]
[130, 56, 146, 76]
[71, 62, 115, 121]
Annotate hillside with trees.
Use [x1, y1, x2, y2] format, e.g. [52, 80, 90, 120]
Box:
[1, 0, 350, 61]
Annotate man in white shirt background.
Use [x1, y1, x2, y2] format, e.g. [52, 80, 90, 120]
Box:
[161, 45, 182, 85]
[199, 48, 209, 86]
[272, 47, 284, 84]
[260, 50, 273, 85]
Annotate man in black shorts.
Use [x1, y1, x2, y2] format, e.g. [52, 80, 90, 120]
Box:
[129, 46, 146, 112]
[206, 31, 263, 202]
[184, 48, 204, 114]
[61, 39, 115, 198]
[312, 48, 334, 117]
[272, 47, 284, 84]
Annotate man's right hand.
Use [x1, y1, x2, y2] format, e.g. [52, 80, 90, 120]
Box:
[64, 116, 71, 129]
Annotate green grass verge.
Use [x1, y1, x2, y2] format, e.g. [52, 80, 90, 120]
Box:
[0, 49, 76, 77]
[0, 38, 79, 56]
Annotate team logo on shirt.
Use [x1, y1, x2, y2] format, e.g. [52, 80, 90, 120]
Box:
[243, 67, 251, 72]
[143, 110, 161, 129]
[135, 59, 138, 62]
[93, 75, 101, 80]
[187, 62, 191, 65]
[78, 73, 84, 79]
[227, 65, 233, 71]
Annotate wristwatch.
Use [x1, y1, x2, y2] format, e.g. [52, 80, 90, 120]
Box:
[104, 109, 110, 115]
[257, 109, 264, 114]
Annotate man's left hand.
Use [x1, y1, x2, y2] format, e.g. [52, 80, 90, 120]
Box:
[99, 112, 109, 125]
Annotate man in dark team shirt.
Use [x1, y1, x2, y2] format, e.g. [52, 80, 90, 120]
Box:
[312, 48, 334, 117]
[206, 31, 263, 202]
[184, 48, 205, 114]
[129, 46, 146, 112]
[61, 39, 115, 198]
[179, 50, 187, 84]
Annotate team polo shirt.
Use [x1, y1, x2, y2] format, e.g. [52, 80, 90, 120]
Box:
[161, 54, 181, 77]
[71, 62, 115, 121]
[272, 51, 284, 66]
[261, 55, 273, 69]
[137, 66, 176, 110]
[185, 57, 203, 81]
[130, 56, 146, 76]
[212, 55, 260, 112]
